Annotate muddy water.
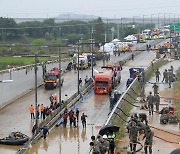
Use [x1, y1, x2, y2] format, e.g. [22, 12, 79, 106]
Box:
[0, 41, 159, 154]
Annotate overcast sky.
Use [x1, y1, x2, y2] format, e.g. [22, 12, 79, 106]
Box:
[0, 0, 180, 18]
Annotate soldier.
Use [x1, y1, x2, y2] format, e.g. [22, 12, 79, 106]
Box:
[152, 83, 158, 95]
[146, 92, 154, 115]
[143, 127, 154, 154]
[89, 142, 101, 154]
[168, 69, 173, 88]
[129, 121, 139, 153]
[154, 93, 160, 112]
[155, 69, 161, 82]
[162, 69, 168, 83]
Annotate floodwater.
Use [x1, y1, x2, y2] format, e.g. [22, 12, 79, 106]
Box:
[0, 39, 165, 154]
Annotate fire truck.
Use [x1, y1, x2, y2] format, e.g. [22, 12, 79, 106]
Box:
[44, 67, 64, 90]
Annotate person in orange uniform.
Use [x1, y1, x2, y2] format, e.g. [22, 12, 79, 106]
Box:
[40, 104, 45, 119]
[29, 104, 35, 119]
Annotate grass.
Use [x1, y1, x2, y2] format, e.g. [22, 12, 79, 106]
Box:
[173, 67, 180, 119]
[0, 56, 61, 70]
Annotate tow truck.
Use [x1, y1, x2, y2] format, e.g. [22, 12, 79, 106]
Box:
[44, 67, 64, 90]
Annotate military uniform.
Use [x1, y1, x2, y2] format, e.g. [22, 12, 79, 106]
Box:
[152, 84, 158, 95]
[168, 70, 173, 88]
[155, 69, 160, 82]
[154, 94, 160, 112]
[162, 69, 168, 83]
[143, 129, 154, 154]
[146, 93, 154, 115]
[129, 124, 138, 153]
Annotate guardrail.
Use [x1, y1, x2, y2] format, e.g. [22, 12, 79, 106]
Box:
[16, 78, 94, 154]
[0, 57, 72, 74]
[104, 58, 164, 126]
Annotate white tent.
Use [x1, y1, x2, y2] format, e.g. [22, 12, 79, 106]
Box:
[124, 35, 137, 41]
[112, 39, 120, 43]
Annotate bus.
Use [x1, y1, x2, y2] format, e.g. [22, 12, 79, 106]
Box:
[94, 66, 115, 94]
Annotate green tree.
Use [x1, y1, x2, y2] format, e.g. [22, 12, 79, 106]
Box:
[94, 17, 105, 44]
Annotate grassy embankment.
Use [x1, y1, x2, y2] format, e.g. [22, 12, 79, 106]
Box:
[112, 59, 168, 152]
[0, 56, 58, 70]
[173, 67, 180, 119]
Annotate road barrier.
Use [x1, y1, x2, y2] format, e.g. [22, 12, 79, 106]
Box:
[16, 78, 94, 154]
[104, 58, 166, 126]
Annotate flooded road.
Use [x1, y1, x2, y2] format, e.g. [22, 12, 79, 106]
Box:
[0, 39, 165, 154]
[26, 51, 156, 154]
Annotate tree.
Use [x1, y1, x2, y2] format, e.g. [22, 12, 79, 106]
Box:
[94, 17, 105, 44]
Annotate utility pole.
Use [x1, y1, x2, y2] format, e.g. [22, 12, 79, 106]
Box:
[117, 23, 120, 40]
[58, 46, 61, 108]
[34, 53, 38, 134]
[77, 41, 80, 94]
[91, 27, 94, 78]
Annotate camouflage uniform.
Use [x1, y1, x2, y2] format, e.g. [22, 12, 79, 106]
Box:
[162, 69, 168, 83]
[143, 128, 154, 154]
[129, 123, 139, 153]
[146, 93, 154, 115]
[154, 94, 160, 112]
[155, 69, 160, 82]
[152, 84, 158, 95]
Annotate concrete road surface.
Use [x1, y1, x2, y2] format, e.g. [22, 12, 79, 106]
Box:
[0, 39, 165, 154]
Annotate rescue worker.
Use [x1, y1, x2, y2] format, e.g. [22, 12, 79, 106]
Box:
[40, 104, 44, 119]
[154, 93, 160, 112]
[76, 108, 79, 122]
[129, 121, 139, 153]
[54, 94, 58, 104]
[146, 92, 154, 115]
[63, 113, 68, 128]
[168, 69, 173, 88]
[40, 125, 49, 139]
[143, 127, 154, 154]
[108, 130, 116, 154]
[170, 65, 174, 74]
[155, 69, 161, 82]
[152, 83, 158, 95]
[91, 135, 101, 148]
[89, 142, 101, 154]
[162, 69, 168, 83]
[29, 104, 35, 119]
[81, 113, 87, 128]
[49, 94, 54, 104]
[73, 113, 77, 128]
[69, 110, 74, 127]
[99, 135, 110, 154]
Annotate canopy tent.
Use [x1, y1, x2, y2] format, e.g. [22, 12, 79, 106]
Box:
[124, 35, 137, 41]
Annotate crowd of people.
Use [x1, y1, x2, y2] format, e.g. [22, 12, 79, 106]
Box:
[155, 65, 175, 88]
[62, 108, 87, 128]
[127, 113, 154, 154]
[89, 132, 116, 154]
